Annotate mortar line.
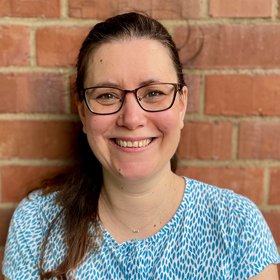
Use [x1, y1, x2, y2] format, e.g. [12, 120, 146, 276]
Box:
[0, 159, 74, 166]
[199, 73, 205, 115]
[178, 159, 280, 168]
[262, 167, 271, 208]
[63, 73, 72, 113]
[60, 0, 69, 19]
[0, 203, 18, 209]
[231, 122, 239, 160]
[4, 113, 278, 122]
[30, 26, 37, 67]
[272, 0, 279, 20]
[1, 17, 280, 27]
[201, 0, 209, 19]
[0, 114, 79, 121]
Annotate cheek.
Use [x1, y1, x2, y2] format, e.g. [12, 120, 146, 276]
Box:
[156, 110, 183, 133]
[83, 118, 109, 159]
[83, 114, 109, 136]
[82, 117, 110, 156]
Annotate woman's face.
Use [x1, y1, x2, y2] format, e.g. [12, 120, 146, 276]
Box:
[78, 38, 187, 182]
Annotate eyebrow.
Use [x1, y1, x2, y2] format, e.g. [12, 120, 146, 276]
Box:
[90, 79, 162, 89]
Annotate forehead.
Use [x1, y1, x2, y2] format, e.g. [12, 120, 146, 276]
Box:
[85, 38, 177, 86]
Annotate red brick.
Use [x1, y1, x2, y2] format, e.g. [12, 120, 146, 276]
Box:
[174, 25, 280, 69]
[185, 75, 200, 113]
[205, 75, 280, 116]
[262, 211, 280, 246]
[0, 208, 14, 246]
[269, 168, 280, 205]
[0, 73, 66, 113]
[36, 27, 89, 67]
[69, 0, 119, 19]
[1, 166, 67, 203]
[176, 166, 264, 204]
[0, 26, 30, 66]
[68, 0, 202, 19]
[0, 0, 60, 17]
[239, 122, 280, 160]
[178, 122, 233, 160]
[0, 121, 80, 160]
[209, 0, 273, 18]
[151, 0, 202, 19]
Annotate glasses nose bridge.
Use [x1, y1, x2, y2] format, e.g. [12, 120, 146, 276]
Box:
[122, 88, 141, 102]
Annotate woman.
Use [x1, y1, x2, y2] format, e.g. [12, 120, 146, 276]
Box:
[3, 12, 280, 279]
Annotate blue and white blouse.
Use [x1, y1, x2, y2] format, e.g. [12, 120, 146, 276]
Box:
[3, 178, 280, 279]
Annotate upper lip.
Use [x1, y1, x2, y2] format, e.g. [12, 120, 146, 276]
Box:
[112, 137, 154, 141]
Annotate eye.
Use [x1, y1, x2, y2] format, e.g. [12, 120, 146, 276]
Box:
[95, 92, 118, 100]
[147, 91, 164, 97]
[93, 91, 122, 105]
[140, 89, 167, 103]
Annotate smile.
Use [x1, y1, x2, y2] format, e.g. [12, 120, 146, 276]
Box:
[115, 138, 153, 148]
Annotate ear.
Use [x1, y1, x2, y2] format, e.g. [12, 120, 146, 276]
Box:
[179, 85, 188, 129]
[77, 100, 87, 134]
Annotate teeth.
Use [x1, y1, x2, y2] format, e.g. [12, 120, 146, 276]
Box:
[116, 139, 152, 148]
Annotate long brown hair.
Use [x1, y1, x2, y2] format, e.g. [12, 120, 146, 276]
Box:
[39, 12, 185, 278]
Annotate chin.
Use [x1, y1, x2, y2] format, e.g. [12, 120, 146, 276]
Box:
[114, 162, 169, 182]
[116, 168, 151, 181]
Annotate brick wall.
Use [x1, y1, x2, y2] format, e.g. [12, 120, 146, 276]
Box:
[0, 0, 279, 278]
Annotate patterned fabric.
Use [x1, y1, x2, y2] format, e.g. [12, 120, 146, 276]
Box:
[3, 178, 280, 279]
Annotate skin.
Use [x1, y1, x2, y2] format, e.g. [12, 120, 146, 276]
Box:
[5, 38, 278, 280]
[250, 265, 279, 279]
[78, 38, 188, 242]
[79, 38, 187, 184]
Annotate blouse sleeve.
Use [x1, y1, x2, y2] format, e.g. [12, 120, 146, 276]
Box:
[229, 194, 280, 279]
[2, 192, 44, 279]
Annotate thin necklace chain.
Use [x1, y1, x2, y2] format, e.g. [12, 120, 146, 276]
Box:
[111, 211, 160, 234]
[101, 175, 177, 235]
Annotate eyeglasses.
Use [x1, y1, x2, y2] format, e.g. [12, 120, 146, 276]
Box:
[81, 82, 183, 115]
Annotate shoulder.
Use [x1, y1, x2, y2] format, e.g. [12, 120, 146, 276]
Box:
[9, 190, 61, 238]
[16, 190, 60, 219]
[183, 177, 275, 247]
[185, 177, 259, 217]
[184, 177, 280, 277]
[3, 190, 62, 279]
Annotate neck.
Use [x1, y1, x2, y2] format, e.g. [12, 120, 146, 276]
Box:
[98, 167, 185, 242]
[101, 164, 175, 212]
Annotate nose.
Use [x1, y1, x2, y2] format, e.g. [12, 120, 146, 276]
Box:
[116, 92, 147, 130]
